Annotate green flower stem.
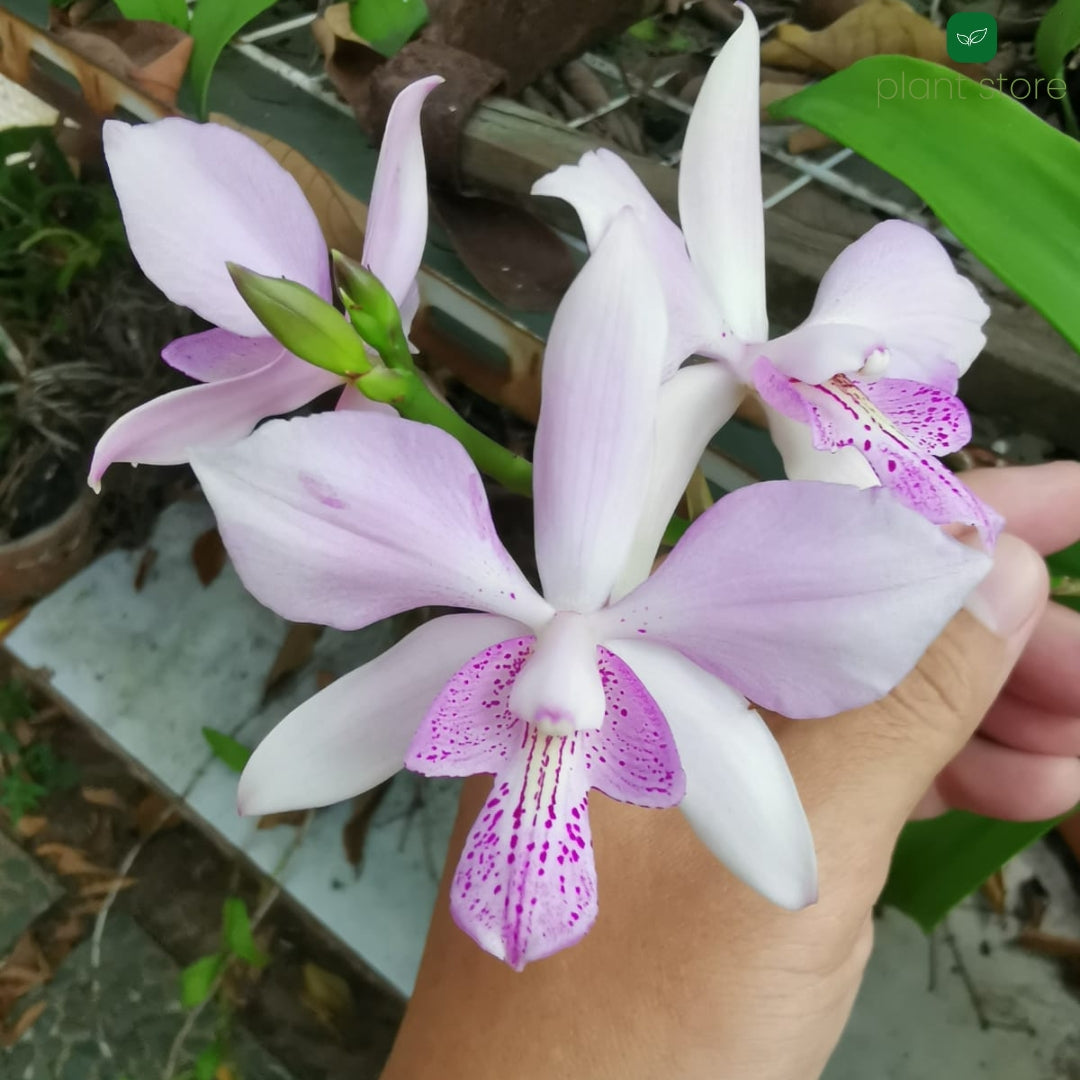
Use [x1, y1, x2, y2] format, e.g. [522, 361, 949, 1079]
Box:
[1051, 575, 1080, 598]
[358, 367, 533, 498]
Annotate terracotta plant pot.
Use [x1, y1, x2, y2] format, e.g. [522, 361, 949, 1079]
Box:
[0, 492, 97, 617]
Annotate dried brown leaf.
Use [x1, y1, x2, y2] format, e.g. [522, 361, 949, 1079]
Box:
[2, 1000, 46, 1047]
[980, 869, 1006, 915]
[256, 810, 308, 830]
[1018, 928, 1080, 960]
[300, 962, 353, 1031]
[760, 0, 985, 77]
[14, 816, 46, 839]
[81, 786, 127, 811]
[264, 623, 323, 698]
[191, 528, 227, 587]
[133, 546, 158, 591]
[77, 876, 136, 898]
[315, 670, 338, 692]
[210, 112, 369, 259]
[134, 791, 180, 839]
[342, 781, 392, 870]
[34, 843, 112, 878]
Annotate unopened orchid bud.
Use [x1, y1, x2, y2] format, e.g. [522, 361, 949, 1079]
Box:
[332, 251, 406, 361]
[227, 263, 371, 377]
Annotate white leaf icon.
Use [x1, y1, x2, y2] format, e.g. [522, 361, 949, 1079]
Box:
[968, 26, 988, 44]
[955, 31, 972, 45]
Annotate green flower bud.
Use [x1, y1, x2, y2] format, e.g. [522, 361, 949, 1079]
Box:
[226, 263, 371, 378]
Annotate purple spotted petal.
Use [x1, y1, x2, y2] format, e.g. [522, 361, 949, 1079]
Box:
[597, 480, 990, 720]
[161, 329, 283, 382]
[407, 640, 684, 967]
[755, 360, 1001, 544]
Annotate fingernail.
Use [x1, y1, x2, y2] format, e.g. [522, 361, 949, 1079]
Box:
[964, 535, 1048, 638]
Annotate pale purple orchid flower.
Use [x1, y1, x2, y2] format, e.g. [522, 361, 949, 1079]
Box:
[190, 213, 988, 969]
[532, 3, 1001, 583]
[88, 75, 443, 491]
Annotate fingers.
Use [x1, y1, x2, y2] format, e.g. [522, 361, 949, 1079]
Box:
[963, 461, 1080, 555]
[981, 691, 1080, 756]
[1002, 600, 1080, 716]
[770, 534, 1048, 902]
[933, 734, 1080, 821]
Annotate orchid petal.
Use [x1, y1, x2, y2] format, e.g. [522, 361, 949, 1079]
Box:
[409, 642, 682, 968]
[610, 640, 817, 909]
[763, 406, 879, 487]
[161, 329, 283, 382]
[679, 4, 767, 343]
[237, 613, 523, 815]
[613, 363, 745, 599]
[88, 351, 338, 489]
[763, 221, 989, 386]
[532, 149, 724, 372]
[191, 412, 552, 630]
[362, 76, 442, 305]
[756, 362, 1002, 544]
[599, 481, 990, 719]
[103, 119, 330, 336]
[533, 209, 668, 611]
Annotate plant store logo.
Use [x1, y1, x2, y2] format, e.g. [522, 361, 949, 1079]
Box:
[946, 12, 997, 63]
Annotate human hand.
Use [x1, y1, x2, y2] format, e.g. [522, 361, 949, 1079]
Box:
[914, 460, 1080, 820]
[383, 464, 1076, 1080]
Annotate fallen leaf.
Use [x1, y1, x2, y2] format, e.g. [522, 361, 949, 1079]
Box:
[256, 810, 308, 830]
[77, 876, 136, 898]
[11, 719, 33, 747]
[81, 786, 127, 811]
[980, 869, 1006, 915]
[263, 623, 323, 698]
[68, 897, 107, 917]
[761, 0, 985, 77]
[300, 962, 353, 1031]
[788, 125, 835, 153]
[342, 781, 392, 870]
[211, 112, 369, 259]
[191, 528, 227, 587]
[134, 791, 180, 839]
[133, 546, 158, 591]
[430, 189, 577, 312]
[52, 19, 193, 108]
[1, 1000, 46, 1047]
[34, 843, 113, 878]
[1018, 928, 1080, 960]
[315, 670, 338, 691]
[0, 931, 51, 1000]
[14, 816, 46, 839]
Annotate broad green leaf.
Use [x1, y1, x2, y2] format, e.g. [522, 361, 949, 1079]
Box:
[349, 0, 429, 57]
[1048, 539, 1080, 612]
[771, 57, 1080, 354]
[188, 0, 278, 117]
[194, 1042, 223, 1080]
[114, 0, 190, 31]
[201, 727, 252, 773]
[179, 953, 224, 1008]
[222, 897, 269, 967]
[881, 810, 1066, 931]
[1036, 0, 1080, 80]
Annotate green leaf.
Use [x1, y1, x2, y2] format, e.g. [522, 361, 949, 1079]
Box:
[1036, 0, 1080, 80]
[1048, 539, 1080, 612]
[114, 0, 190, 31]
[179, 953, 225, 1008]
[194, 1041, 223, 1080]
[349, 0, 429, 57]
[201, 727, 252, 773]
[188, 0, 278, 117]
[771, 57, 1080, 353]
[222, 897, 268, 967]
[881, 810, 1066, 931]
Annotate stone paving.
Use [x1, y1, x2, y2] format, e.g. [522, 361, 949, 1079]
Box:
[0, 833, 59, 957]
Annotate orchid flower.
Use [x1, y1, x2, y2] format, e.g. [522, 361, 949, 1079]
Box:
[88, 76, 442, 491]
[190, 213, 988, 968]
[532, 3, 1001, 581]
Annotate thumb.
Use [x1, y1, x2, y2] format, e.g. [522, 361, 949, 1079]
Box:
[771, 533, 1048, 889]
